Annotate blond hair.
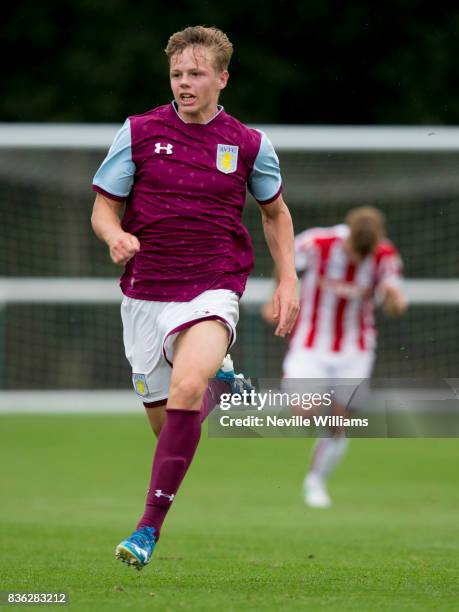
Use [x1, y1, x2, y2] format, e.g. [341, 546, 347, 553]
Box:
[345, 206, 386, 257]
[165, 26, 233, 72]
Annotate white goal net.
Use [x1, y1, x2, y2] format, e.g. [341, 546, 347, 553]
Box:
[1, 124, 458, 410]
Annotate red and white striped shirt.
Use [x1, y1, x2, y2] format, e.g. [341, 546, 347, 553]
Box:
[290, 224, 403, 354]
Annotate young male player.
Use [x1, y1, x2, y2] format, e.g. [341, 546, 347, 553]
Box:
[263, 207, 406, 507]
[91, 26, 299, 569]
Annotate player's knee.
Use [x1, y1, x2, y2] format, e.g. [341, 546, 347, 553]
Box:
[169, 376, 207, 406]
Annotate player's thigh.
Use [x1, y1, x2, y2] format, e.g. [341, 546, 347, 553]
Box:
[169, 320, 230, 407]
[174, 319, 229, 374]
[162, 289, 239, 366]
[161, 289, 239, 408]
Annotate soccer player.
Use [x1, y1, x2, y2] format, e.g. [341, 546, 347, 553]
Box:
[262, 206, 407, 507]
[91, 26, 299, 569]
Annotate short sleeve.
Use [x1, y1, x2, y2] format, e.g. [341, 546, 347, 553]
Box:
[92, 118, 135, 201]
[247, 131, 282, 204]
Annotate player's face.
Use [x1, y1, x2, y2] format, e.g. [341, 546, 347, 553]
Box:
[345, 236, 377, 263]
[170, 46, 229, 124]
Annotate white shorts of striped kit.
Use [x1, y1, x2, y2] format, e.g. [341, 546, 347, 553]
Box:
[282, 347, 375, 409]
[283, 347, 375, 380]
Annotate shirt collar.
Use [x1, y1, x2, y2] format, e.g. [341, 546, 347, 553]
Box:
[171, 100, 224, 125]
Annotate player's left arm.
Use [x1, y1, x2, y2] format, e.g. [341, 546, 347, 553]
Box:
[377, 247, 408, 317]
[381, 283, 408, 317]
[258, 195, 299, 337]
[248, 131, 299, 336]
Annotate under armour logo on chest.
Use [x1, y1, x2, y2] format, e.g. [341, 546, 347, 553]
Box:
[154, 142, 174, 154]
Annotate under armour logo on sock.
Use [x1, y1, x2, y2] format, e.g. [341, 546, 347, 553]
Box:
[154, 489, 175, 501]
[154, 142, 173, 155]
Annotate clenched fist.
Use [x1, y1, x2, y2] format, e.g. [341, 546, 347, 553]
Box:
[107, 231, 140, 265]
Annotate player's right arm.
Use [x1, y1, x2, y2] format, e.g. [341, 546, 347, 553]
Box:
[90, 118, 138, 265]
[91, 194, 140, 265]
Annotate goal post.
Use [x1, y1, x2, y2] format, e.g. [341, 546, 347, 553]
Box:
[1, 123, 458, 410]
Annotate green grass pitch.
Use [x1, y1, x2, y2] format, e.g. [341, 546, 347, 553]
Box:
[1, 414, 458, 610]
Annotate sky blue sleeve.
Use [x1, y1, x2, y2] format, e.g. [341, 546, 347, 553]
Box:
[247, 131, 282, 203]
[92, 118, 135, 199]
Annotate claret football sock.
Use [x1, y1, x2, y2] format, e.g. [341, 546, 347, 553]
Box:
[199, 379, 229, 423]
[137, 408, 201, 535]
[200, 355, 254, 423]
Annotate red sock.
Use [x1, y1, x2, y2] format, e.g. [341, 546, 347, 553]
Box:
[137, 409, 201, 536]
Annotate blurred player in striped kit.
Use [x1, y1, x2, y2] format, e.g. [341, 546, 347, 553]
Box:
[91, 26, 299, 568]
[263, 207, 407, 507]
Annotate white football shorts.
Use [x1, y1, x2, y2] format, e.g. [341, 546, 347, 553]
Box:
[282, 347, 375, 408]
[283, 347, 375, 379]
[121, 289, 239, 404]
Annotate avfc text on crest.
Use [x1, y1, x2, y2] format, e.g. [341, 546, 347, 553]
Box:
[216, 144, 238, 174]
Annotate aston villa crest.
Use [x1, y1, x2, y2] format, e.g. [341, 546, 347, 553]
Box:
[132, 373, 149, 397]
[216, 144, 239, 174]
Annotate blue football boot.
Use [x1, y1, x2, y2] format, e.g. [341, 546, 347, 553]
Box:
[216, 354, 254, 396]
[115, 526, 157, 570]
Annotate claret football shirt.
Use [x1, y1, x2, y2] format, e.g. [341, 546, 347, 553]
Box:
[92, 102, 282, 301]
